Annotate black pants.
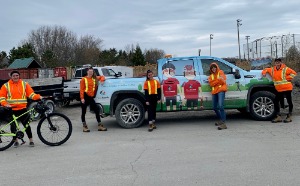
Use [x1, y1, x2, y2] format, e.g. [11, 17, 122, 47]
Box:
[81, 93, 101, 124]
[10, 109, 32, 139]
[274, 90, 293, 115]
[147, 95, 158, 124]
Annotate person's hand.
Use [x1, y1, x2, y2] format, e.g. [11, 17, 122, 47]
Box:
[5, 104, 11, 108]
[146, 102, 149, 105]
[157, 100, 161, 103]
[262, 74, 266, 77]
[81, 99, 85, 104]
[40, 96, 44, 100]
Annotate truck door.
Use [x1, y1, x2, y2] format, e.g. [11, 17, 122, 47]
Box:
[160, 58, 202, 111]
[198, 58, 247, 109]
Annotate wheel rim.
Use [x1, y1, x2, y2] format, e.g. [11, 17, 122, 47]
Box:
[120, 103, 141, 124]
[252, 96, 274, 118]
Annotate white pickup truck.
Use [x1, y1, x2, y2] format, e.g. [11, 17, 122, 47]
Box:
[62, 66, 120, 105]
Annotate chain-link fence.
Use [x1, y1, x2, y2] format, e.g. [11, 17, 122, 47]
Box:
[242, 34, 299, 60]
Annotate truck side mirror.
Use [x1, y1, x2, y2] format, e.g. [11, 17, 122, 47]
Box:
[233, 69, 241, 79]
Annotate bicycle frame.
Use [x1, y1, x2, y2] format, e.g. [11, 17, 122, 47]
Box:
[0, 107, 36, 138]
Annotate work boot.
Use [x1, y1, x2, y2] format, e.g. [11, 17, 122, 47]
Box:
[152, 124, 157, 129]
[217, 123, 227, 130]
[272, 115, 282, 123]
[152, 121, 157, 129]
[98, 123, 107, 131]
[83, 123, 90, 132]
[215, 121, 222, 126]
[148, 124, 154, 132]
[284, 113, 292, 123]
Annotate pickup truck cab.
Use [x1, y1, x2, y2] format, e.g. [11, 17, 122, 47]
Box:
[95, 56, 276, 128]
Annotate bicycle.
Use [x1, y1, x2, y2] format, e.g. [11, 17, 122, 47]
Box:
[0, 98, 72, 151]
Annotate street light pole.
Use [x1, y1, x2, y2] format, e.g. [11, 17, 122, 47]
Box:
[237, 19, 242, 61]
[245, 36, 250, 60]
[210, 34, 213, 56]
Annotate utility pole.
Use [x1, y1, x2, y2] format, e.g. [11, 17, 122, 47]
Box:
[237, 19, 242, 61]
[281, 35, 286, 57]
[292, 34, 296, 47]
[245, 36, 250, 60]
[210, 34, 213, 56]
[258, 37, 264, 58]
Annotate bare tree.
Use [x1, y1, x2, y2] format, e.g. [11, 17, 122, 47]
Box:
[75, 35, 103, 66]
[25, 25, 77, 66]
[144, 48, 165, 64]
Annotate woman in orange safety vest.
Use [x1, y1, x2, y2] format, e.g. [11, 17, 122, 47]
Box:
[144, 70, 161, 132]
[0, 70, 41, 147]
[262, 58, 297, 123]
[208, 63, 228, 130]
[80, 67, 107, 132]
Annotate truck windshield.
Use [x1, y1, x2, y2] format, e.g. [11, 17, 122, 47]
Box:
[101, 68, 116, 77]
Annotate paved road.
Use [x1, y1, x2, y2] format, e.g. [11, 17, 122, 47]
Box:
[1, 105, 300, 186]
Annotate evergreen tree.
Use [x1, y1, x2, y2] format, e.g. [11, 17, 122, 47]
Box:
[132, 45, 145, 66]
[9, 43, 37, 63]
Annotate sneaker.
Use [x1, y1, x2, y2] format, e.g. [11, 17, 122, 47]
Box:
[29, 142, 35, 147]
[14, 141, 19, 148]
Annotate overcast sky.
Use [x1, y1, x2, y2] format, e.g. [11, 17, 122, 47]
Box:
[1, 0, 300, 58]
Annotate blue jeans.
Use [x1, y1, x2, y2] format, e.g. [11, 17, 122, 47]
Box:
[212, 91, 226, 122]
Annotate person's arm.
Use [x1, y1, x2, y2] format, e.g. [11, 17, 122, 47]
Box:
[80, 78, 85, 102]
[144, 81, 149, 105]
[217, 70, 226, 85]
[286, 68, 297, 81]
[97, 76, 105, 84]
[262, 68, 271, 77]
[0, 85, 8, 106]
[25, 83, 41, 100]
[157, 80, 161, 101]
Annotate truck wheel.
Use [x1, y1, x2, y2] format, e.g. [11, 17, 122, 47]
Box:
[45, 100, 55, 114]
[115, 98, 145, 129]
[249, 91, 276, 121]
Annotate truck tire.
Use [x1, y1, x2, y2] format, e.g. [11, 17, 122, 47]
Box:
[249, 91, 276, 121]
[115, 98, 145, 129]
[45, 100, 55, 114]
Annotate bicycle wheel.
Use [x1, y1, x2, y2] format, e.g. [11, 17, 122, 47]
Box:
[37, 113, 72, 146]
[0, 121, 14, 151]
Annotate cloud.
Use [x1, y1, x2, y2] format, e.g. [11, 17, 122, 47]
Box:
[1, 0, 300, 58]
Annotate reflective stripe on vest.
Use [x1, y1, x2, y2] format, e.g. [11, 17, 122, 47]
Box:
[211, 72, 222, 91]
[84, 77, 96, 92]
[271, 67, 291, 85]
[5, 81, 27, 103]
[147, 80, 157, 95]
